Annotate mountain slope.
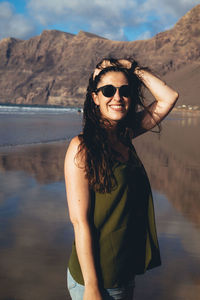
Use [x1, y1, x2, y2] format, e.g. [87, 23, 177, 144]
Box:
[0, 5, 199, 107]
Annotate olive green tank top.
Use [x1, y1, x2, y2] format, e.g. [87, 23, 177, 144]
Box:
[68, 144, 161, 288]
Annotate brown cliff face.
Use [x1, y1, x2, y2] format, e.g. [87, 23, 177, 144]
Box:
[0, 4, 199, 107]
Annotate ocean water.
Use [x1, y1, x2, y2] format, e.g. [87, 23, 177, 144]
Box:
[0, 104, 82, 114]
[0, 106, 200, 300]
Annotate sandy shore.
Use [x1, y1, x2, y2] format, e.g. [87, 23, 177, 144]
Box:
[0, 111, 82, 147]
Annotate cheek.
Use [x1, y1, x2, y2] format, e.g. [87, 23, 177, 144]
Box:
[98, 96, 109, 108]
[99, 102, 107, 112]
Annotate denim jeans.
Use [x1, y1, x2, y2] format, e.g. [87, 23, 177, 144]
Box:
[67, 269, 135, 300]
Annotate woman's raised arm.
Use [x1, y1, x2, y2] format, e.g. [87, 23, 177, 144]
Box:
[64, 136, 103, 300]
[133, 68, 179, 137]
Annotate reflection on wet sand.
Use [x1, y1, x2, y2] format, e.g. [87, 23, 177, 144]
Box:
[0, 169, 72, 300]
[134, 131, 200, 228]
[135, 192, 200, 300]
[0, 141, 69, 185]
[0, 115, 200, 300]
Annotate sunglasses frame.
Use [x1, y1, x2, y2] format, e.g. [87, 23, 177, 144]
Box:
[95, 84, 131, 98]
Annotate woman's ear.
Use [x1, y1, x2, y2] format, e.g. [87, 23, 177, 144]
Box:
[92, 92, 100, 106]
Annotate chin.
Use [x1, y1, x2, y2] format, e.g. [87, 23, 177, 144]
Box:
[111, 112, 128, 120]
[106, 115, 127, 125]
[100, 110, 128, 124]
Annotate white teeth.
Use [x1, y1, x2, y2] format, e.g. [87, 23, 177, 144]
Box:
[110, 105, 123, 108]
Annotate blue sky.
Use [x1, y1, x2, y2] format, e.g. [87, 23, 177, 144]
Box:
[0, 0, 199, 41]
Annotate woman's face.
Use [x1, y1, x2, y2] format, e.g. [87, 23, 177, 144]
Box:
[92, 71, 131, 124]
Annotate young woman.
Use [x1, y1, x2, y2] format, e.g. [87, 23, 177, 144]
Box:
[64, 58, 179, 300]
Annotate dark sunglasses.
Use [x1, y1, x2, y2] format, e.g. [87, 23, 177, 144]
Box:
[95, 84, 131, 98]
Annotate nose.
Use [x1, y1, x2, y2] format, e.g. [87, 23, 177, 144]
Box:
[113, 87, 121, 100]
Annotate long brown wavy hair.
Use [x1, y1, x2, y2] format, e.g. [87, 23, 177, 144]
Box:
[76, 58, 157, 193]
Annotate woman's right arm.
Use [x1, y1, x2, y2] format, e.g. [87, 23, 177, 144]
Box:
[64, 136, 103, 300]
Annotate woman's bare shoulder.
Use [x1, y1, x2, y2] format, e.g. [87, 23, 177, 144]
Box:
[66, 135, 82, 153]
[64, 135, 85, 168]
[69, 135, 81, 149]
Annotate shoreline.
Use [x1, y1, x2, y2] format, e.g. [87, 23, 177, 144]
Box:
[1, 103, 199, 114]
[172, 108, 200, 115]
[0, 138, 69, 153]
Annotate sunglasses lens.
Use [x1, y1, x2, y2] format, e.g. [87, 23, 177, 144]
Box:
[119, 86, 130, 97]
[97, 85, 130, 98]
[102, 85, 116, 97]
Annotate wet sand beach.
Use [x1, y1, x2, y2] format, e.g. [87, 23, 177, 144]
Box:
[0, 109, 82, 147]
[0, 110, 200, 300]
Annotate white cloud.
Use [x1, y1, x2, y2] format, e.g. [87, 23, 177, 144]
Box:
[27, 0, 199, 40]
[0, 2, 35, 40]
[27, 0, 140, 40]
[0, 0, 199, 40]
[139, 0, 200, 25]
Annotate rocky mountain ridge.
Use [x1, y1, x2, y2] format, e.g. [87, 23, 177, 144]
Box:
[0, 4, 199, 107]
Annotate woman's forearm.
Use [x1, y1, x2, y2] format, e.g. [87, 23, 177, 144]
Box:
[73, 220, 99, 287]
[135, 68, 179, 106]
[72, 221, 104, 300]
[135, 68, 179, 130]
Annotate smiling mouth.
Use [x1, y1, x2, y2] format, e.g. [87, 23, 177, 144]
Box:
[109, 104, 125, 111]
